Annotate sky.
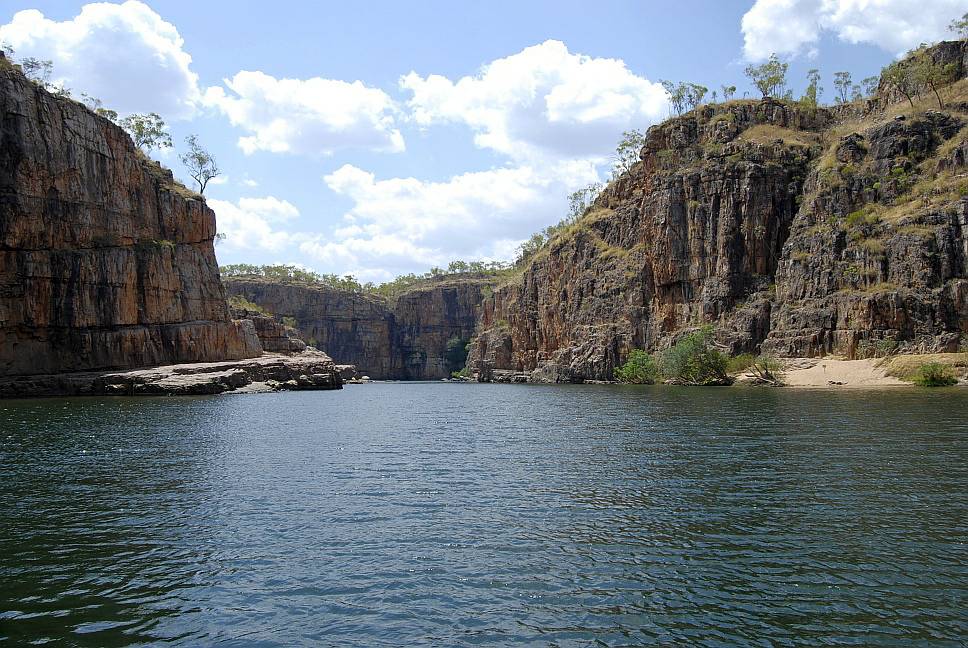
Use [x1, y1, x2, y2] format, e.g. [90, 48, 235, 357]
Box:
[2, 0, 966, 283]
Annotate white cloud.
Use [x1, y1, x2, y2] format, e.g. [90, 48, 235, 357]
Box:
[401, 40, 667, 165]
[306, 160, 600, 278]
[0, 1, 200, 119]
[742, 0, 966, 61]
[202, 71, 404, 156]
[208, 196, 302, 253]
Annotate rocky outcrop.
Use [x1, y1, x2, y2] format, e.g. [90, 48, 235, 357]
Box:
[0, 349, 343, 398]
[467, 41, 968, 381]
[0, 60, 262, 378]
[231, 308, 307, 353]
[222, 276, 488, 379]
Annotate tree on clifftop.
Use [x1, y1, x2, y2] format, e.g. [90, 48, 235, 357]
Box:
[612, 129, 645, 178]
[744, 54, 788, 99]
[120, 113, 172, 154]
[949, 12, 968, 38]
[180, 134, 220, 194]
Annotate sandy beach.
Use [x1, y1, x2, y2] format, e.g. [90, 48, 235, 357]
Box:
[776, 358, 909, 387]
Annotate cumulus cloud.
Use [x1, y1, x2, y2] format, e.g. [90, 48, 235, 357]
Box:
[401, 40, 667, 165]
[208, 197, 302, 253]
[304, 160, 599, 279]
[202, 72, 404, 156]
[0, 1, 200, 119]
[742, 0, 966, 61]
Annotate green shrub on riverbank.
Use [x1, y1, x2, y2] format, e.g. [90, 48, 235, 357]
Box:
[913, 362, 958, 386]
[614, 350, 660, 384]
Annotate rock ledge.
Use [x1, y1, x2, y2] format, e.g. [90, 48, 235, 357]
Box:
[0, 350, 343, 398]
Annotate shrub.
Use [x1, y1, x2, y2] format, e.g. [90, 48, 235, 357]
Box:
[614, 349, 660, 384]
[727, 353, 757, 374]
[913, 362, 957, 387]
[661, 326, 730, 385]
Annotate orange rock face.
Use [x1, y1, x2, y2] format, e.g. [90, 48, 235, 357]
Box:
[0, 65, 261, 376]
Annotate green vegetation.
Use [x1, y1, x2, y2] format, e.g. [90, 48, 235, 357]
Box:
[913, 362, 958, 386]
[613, 349, 660, 384]
[661, 80, 708, 116]
[220, 261, 514, 297]
[800, 69, 822, 108]
[745, 54, 788, 99]
[949, 12, 968, 38]
[443, 336, 471, 375]
[80, 94, 118, 122]
[180, 134, 220, 194]
[119, 113, 172, 154]
[226, 294, 265, 313]
[617, 327, 731, 386]
[612, 130, 646, 178]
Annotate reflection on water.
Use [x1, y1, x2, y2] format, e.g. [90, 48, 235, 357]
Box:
[1, 385, 965, 647]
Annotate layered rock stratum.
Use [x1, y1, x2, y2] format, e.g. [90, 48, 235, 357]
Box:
[0, 59, 266, 381]
[464, 41, 968, 381]
[222, 276, 487, 380]
[220, 43, 968, 385]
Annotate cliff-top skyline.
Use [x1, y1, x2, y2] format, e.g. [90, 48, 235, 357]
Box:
[1, 0, 963, 282]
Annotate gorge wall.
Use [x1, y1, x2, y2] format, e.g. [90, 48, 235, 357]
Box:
[0, 60, 261, 377]
[468, 41, 968, 382]
[222, 277, 487, 380]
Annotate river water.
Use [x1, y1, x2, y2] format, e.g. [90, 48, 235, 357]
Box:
[0, 383, 965, 647]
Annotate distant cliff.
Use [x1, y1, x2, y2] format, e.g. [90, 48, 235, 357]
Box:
[468, 40, 968, 381]
[222, 276, 488, 379]
[0, 59, 261, 376]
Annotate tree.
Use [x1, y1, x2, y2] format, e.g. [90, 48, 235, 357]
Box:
[800, 69, 822, 108]
[880, 60, 919, 107]
[180, 134, 220, 194]
[614, 350, 660, 384]
[612, 129, 646, 177]
[567, 182, 603, 221]
[862, 75, 880, 97]
[919, 57, 957, 108]
[80, 94, 117, 122]
[745, 54, 788, 99]
[120, 113, 172, 154]
[949, 11, 968, 38]
[661, 80, 687, 116]
[661, 325, 730, 385]
[20, 57, 52, 86]
[661, 81, 708, 115]
[834, 71, 853, 103]
[721, 84, 736, 101]
[685, 83, 708, 111]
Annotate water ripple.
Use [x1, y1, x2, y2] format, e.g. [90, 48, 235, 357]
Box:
[1, 386, 965, 647]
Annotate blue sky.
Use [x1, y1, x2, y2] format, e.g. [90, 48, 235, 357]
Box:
[2, 0, 965, 283]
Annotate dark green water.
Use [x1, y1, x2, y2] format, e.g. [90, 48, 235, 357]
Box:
[0, 383, 965, 647]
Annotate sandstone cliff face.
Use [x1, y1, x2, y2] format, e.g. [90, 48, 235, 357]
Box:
[468, 42, 968, 381]
[222, 277, 487, 379]
[0, 64, 260, 376]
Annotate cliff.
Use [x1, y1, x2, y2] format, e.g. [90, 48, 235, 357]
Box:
[222, 276, 488, 379]
[0, 59, 262, 377]
[468, 41, 968, 382]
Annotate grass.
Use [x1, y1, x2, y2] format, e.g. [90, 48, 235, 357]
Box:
[880, 353, 967, 381]
[739, 124, 819, 148]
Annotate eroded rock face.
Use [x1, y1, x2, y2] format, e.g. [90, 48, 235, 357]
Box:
[222, 277, 487, 379]
[467, 41, 968, 380]
[0, 65, 261, 376]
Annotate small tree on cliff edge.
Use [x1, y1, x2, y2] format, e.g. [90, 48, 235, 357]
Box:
[120, 113, 172, 154]
[744, 54, 788, 99]
[612, 129, 645, 178]
[180, 134, 220, 194]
